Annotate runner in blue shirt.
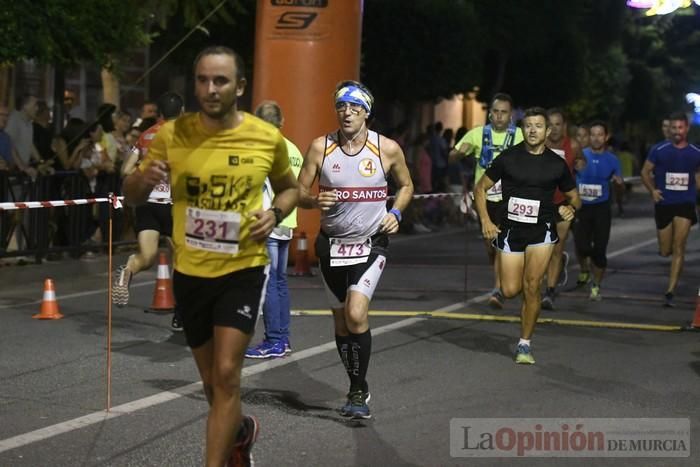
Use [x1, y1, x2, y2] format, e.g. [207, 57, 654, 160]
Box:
[641, 112, 700, 307]
[572, 121, 623, 301]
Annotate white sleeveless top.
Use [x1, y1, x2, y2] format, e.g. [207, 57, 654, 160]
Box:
[319, 130, 387, 238]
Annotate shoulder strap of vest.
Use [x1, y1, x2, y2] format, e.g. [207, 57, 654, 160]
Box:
[479, 125, 494, 169]
[482, 124, 492, 147]
[503, 123, 516, 147]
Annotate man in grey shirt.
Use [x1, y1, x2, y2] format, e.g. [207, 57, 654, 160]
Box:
[6, 94, 40, 178]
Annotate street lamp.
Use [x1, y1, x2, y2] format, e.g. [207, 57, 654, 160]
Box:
[626, 0, 700, 15]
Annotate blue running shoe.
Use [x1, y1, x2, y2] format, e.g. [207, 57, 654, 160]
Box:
[245, 341, 286, 359]
[283, 336, 292, 355]
[340, 389, 371, 419]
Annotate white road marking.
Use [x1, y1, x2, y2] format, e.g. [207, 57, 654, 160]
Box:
[0, 235, 660, 453]
[0, 299, 477, 454]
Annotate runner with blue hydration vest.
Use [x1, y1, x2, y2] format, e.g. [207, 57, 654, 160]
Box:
[449, 93, 523, 309]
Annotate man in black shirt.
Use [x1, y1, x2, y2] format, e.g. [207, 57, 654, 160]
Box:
[474, 107, 581, 364]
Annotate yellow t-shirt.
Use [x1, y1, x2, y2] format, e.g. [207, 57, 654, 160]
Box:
[456, 125, 523, 201]
[280, 137, 303, 230]
[142, 112, 291, 278]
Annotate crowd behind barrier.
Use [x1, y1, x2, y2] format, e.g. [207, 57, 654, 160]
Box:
[0, 170, 130, 263]
[0, 171, 640, 263]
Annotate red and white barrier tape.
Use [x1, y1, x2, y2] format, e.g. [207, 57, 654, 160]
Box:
[0, 177, 643, 211]
[2, 192, 462, 210]
[388, 192, 463, 200]
[0, 196, 124, 211]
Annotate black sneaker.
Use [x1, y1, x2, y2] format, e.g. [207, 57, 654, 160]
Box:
[663, 292, 674, 308]
[488, 289, 504, 309]
[227, 415, 259, 467]
[171, 315, 183, 332]
[541, 289, 555, 310]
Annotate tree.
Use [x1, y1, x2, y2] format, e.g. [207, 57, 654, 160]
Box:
[0, 0, 151, 66]
[362, 0, 481, 103]
[143, 0, 253, 107]
[613, 7, 700, 151]
[0, 0, 152, 127]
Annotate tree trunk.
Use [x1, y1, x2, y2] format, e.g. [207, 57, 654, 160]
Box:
[52, 66, 65, 134]
[0, 65, 13, 109]
[100, 67, 120, 106]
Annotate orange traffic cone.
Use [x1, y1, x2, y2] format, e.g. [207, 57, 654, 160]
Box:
[33, 278, 64, 320]
[291, 231, 314, 277]
[690, 287, 700, 330]
[150, 252, 175, 312]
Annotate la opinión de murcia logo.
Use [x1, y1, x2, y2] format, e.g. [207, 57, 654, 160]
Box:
[450, 418, 690, 458]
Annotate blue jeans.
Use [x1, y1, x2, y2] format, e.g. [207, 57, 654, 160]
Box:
[263, 237, 291, 343]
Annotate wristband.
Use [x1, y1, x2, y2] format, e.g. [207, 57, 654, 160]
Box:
[268, 207, 283, 226]
[389, 208, 402, 222]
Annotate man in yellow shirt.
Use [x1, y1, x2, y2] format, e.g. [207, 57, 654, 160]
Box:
[449, 93, 523, 308]
[123, 46, 299, 467]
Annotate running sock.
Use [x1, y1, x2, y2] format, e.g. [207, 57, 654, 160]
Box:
[348, 329, 372, 393]
[335, 334, 353, 381]
[546, 287, 555, 295]
[518, 338, 531, 347]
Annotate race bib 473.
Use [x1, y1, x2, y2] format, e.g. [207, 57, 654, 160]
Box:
[329, 237, 372, 267]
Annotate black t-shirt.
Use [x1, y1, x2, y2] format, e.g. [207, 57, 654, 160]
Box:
[33, 122, 54, 161]
[485, 142, 575, 226]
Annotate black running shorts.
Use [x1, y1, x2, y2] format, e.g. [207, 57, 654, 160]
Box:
[494, 222, 559, 253]
[654, 203, 698, 230]
[315, 231, 389, 307]
[173, 266, 267, 348]
[134, 202, 173, 236]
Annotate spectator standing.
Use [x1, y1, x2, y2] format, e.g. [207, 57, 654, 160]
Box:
[245, 101, 303, 359]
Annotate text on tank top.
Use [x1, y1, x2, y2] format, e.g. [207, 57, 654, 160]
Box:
[318, 130, 388, 239]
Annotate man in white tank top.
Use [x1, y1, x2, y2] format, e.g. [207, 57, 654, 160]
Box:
[298, 80, 413, 419]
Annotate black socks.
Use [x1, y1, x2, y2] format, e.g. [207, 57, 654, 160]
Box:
[336, 330, 372, 393]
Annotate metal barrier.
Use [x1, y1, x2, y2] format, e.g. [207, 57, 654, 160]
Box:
[0, 171, 131, 262]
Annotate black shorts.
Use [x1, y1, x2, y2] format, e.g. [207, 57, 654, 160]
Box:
[494, 222, 559, 253]
[478, 200, 505, 229]
[135, 202, 172, 236]
[654, 203, 698, 230]
[315, 231, 389, 307]
[173, 266, 267, 348]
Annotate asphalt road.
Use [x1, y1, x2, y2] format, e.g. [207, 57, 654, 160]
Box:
[0, 190, 698, 466]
